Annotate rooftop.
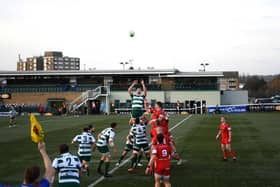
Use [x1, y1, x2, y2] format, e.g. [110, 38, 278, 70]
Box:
[0, 69, 224, 77]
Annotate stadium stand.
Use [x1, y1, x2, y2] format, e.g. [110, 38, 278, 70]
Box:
[0, 69, 255, 115]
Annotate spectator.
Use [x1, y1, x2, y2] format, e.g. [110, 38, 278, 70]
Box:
[20, 142, 55, 187]
[9, 109, 16, 128]
[39, 104, 44, 116]
[18, 105, 22, 116]
[215, 104, 221, 114]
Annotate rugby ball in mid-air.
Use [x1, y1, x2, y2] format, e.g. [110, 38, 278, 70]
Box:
[129, 30, 135, 37]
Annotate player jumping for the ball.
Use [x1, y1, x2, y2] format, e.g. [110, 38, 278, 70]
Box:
[216, 116, 237, 161]
[128, 80, 147, 119]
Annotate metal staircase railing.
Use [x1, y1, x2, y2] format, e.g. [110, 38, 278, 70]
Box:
[69, 86, 110, 112]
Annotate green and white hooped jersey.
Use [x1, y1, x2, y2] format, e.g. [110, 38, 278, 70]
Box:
[126, 128, 135, 145]
[96, 128, 115, 147]
[131, 94, 145, 110]
[130, 123, 148, 145]
[52, 153, 82, 184]
[72, 132, 96, 156]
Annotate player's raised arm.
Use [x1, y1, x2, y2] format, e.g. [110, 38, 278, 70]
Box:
[141, 80, 147, 97]
[128, 80, 138, 96]
[38, 142, 55, 183]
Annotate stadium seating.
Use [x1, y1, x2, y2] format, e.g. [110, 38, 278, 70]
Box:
[0, 84, 100, 93]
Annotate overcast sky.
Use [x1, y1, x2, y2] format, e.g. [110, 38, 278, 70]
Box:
[0, 0, 280, 75]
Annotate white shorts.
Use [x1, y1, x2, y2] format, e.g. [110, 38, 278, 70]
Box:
[154, 173, 170, 180]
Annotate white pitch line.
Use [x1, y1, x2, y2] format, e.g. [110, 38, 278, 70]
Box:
[169, 115, 193, 131]
[88, 114, 193, 187]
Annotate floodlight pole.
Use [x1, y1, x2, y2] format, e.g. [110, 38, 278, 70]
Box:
[200, 63, 209, 72]
[120, 62, 129, 70]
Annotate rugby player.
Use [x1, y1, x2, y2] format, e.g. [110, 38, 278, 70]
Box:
[151, 126, 182, 165]
[216, 116, 237, 161]
[88, 125, 95, 135]
[146, 134, 172, 187]
[96, 122, 117, 177]
[150, 102, 169, 134]
[72, 127, 96, 176]
[128, 117, 150, 172]
[116, 119, 135, 166]
[52, 144, 82, 187]
[128, 80, 147, 119]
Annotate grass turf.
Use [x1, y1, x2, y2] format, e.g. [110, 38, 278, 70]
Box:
[0, 113, 280, 187]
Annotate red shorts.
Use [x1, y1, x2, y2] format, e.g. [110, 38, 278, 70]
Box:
[221, 138, 229, 145]
[155, 166, 171, 176]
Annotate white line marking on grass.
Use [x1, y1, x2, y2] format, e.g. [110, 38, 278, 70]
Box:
[88, 115, 193, 187]
[169, 115, 193, 131]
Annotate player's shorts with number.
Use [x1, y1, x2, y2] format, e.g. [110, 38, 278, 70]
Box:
[97, 146, 110, 154]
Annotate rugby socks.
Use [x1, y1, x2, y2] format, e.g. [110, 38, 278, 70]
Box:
[105, 162, 110, 174]
[223, 151, 227, 159]
[137, 154, 142, 164]
[98, 160, 104, 171]
[119, 155, 125, 163]
[146, 154, 150, 162]
[230, 151, 236, 158]
[131, 155, 137, 168]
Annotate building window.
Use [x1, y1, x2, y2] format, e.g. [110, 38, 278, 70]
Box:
[229, 80, 236, 88]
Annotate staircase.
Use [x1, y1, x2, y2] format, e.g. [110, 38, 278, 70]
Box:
[69, 86, 110, 113]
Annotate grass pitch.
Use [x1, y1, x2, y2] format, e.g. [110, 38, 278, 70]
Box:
[0, 113, 280, 187]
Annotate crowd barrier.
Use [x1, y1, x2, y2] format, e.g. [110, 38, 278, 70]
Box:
[114, 103, 280, 115]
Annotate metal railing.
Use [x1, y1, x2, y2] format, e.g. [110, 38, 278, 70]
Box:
[69, 86, 110, 112]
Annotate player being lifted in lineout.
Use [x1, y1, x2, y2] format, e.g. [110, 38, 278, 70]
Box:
[128, 80, 147, 120]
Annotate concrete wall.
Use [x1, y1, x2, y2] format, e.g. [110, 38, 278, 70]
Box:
[5, 90, 221, 106]
[168, 91, 220, 105]
[5, 92, 81, 105]
[109, 91, 165, 102]
[221, 90, 248, 105]
[109, 90, 220, 105]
